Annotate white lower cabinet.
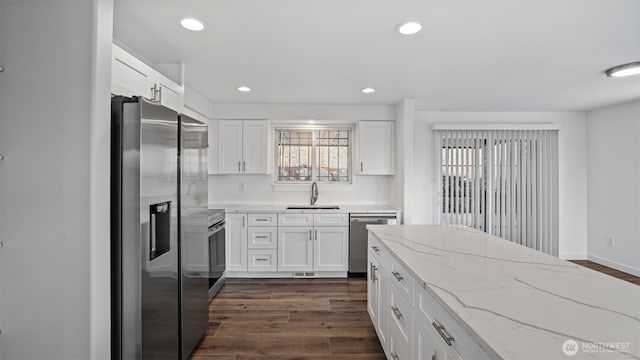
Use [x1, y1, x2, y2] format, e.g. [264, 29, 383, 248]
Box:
[277, 227, 314, 271]
[368, 232, 492, 360]
[313, 227, 348, 272]
[226, 214, 247, 271]
[278, 214, 348, 273]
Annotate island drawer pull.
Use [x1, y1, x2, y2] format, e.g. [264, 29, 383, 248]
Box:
[391, 305, 403, 319]
[255, 218, 270, 222]
[370, 264, 378, 282]
[390, 352, 399, 360]
[392, 271, 404, 281]
[255, 235, 269, 239]
[371, 245, 380, 252]
[432, 320, 455, 346]
[255, 258, 269, 261]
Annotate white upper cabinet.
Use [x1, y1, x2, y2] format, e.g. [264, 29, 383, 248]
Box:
[111, 43, 183, 112]
[357, 121, 394, 175]
[218, 120, 269, 174]
[242, 121, 269, 174]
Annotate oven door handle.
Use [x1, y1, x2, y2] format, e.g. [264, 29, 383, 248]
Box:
[208, 222, 226, 237]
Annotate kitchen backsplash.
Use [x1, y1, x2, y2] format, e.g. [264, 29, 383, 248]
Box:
[208, 175, 392, 204]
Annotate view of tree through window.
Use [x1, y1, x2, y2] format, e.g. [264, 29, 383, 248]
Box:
[277, 129, 351, 182]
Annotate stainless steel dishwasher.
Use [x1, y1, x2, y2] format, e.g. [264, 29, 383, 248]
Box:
[349, 213, 398, 276]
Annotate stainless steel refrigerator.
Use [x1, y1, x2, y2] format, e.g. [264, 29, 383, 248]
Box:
[111, 96, 209, 360]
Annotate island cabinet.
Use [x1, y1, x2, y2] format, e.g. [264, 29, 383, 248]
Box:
[368, 232, 492, 360]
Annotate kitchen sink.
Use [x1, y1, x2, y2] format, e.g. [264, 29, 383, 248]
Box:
[286, 205, 340, 210]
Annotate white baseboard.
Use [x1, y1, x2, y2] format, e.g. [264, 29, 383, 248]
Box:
[588, 254, 640, 277]
[559, 252, 587, 260]
[226, 271, 348, 278]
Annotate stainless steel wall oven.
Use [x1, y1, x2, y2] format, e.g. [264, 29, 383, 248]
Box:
[208, 209, 226, 299]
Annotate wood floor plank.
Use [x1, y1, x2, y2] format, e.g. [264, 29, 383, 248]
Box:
[288, 310, 371, 323]
[271, 291, 366, 300]
[214, 289, 273, 299]
[329, 299, 368, 311]
[197, 336, 331, 356]
[329, 337, 385, 354]
[211, 298, 331, 311]
[208, 310, 290, 322]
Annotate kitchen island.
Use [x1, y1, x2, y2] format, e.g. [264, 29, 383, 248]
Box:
[366, 225, 640, 360]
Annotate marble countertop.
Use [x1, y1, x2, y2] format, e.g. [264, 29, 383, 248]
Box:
[367, 225, 640, 360]
[208, 203, 399, 214]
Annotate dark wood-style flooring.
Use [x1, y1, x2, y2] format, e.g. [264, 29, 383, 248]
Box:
[193, 278, 385, 360]
[569, 260, 640, 286]
[193, 261, 638, 359]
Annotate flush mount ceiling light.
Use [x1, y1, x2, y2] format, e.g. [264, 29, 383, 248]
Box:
[180, 18, 205, 31]
[237, 86, 251, 92]
[605, 61, 640, 77]
[361, 87, 376, 94]
[396, 20, 422, 35]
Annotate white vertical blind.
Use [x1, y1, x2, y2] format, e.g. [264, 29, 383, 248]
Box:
[435, 129, 559, 256]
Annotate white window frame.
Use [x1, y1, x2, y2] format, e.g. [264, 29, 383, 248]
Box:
[273, 126, 354, 185]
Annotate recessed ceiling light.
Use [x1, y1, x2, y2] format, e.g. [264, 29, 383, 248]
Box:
[605, 61, 640, 77]
[308, 120, 316, 124]
[180, 18, 205, 31]
[396, 20, 422, 35]
[361, 87, 376, 94]
[237, 86, 251, 92]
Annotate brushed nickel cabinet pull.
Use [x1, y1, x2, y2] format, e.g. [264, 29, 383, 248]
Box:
[391, 305, 403, 319]
[392, 271, 404, 281]
[432, 320, 455, 346]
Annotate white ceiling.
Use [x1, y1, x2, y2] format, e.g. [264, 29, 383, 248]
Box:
[113, 0, 640, 111]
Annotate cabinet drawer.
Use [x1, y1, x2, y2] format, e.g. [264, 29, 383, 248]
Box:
[313, 213, 348, 226]
[368, 233, 390, 265]
[389, 283, 413, 347]
[248, 227, 277, 249]
[247, 250, 277, 272]
[414, 283, 492, 360]
[278, 213, 314, 227]
[248, 213, 278, 227]
[390, 257, 414, 305]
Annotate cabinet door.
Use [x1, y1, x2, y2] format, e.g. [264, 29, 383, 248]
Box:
[111, 44, 153, 99]
[157, 81, 181, 112]
[242, 120, 269, 174]
[225, 214, 247, 271]
[367, 251, 379, 325]
[207, 120, 218, 174]
[377, 261, 390, 353]
[218, 120, 244, 174]
[313, 227, 348, 271]
[277, 227, 313, 272]
[358, 121, 394, 175]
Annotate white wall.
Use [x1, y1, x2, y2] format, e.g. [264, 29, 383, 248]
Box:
[411, 111, 588, 260]
[0, 1, 112, 359]
[586, 100, 640, 276]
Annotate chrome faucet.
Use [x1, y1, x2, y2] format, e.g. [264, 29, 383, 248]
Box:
[310, 181, 319, 206]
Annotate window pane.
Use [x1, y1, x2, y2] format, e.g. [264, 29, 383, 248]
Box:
[277, 130, 313, 181]
[315, 129, 350, 182]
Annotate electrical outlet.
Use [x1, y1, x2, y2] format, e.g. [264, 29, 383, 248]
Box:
[606, 236, 615, 247]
